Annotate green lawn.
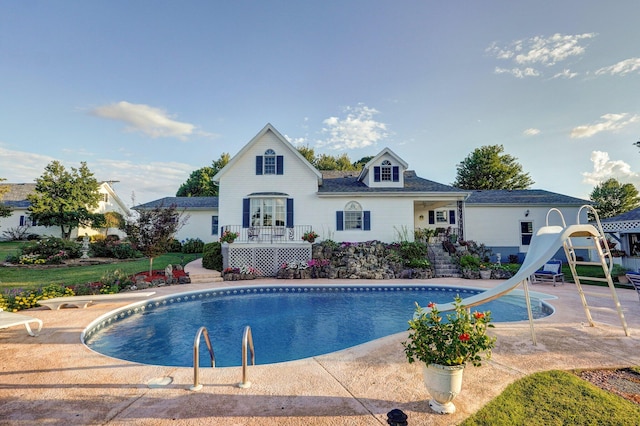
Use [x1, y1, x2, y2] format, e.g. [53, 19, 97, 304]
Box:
[461, 370, 640, 425]
[0, 241, 200, 291]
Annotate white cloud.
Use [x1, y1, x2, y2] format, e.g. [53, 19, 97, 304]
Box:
[552, 69, 578, 79]
[488, 33, 595, 78]
[523, 128, 540, 136]
[91, 101, 204, 141]
[0, 145, 55, 183]
[582, 151, 640, 187]
[318, 104, 388, 150]
[595, 57, 640, 76]
[570, 113, 640, 138]
[494, 67, 540, 78]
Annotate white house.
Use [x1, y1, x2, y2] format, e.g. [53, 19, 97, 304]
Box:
[0, 181, 130, 240]
[132, 123, 591, 274]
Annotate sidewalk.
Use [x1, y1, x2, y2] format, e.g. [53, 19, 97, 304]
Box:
[1, 265, 639, 425]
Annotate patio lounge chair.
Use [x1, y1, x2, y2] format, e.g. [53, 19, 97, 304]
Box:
[38, 291, 156, 310]
[531, 260, 564, 286]
[0, 309, 43, 337]
[625, 272, 640, 302]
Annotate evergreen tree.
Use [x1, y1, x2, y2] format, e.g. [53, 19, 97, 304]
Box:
[590, 178, 640, 219]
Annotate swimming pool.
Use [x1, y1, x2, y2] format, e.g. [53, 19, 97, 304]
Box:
[83, 284, 553, 367]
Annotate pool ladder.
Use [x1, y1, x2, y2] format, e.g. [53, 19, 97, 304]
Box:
[189, 325, 255, 391]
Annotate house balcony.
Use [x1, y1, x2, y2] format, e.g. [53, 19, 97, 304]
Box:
[221, 225, 313, 244]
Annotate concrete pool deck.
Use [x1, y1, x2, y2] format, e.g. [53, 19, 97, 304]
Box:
[1, 261, 640, 425]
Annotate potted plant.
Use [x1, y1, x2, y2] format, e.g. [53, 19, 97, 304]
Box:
[219, 230, 238, 244]
[403, 296, 496, 414]
[479, 264, 492, 280]
[301, 230, 319, 243]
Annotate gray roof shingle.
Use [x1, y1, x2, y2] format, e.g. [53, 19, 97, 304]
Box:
[465, 189, 589, 205]
[134, 197, 219, 210]
[318, 171, 467, 194]
[602, 207, 640, 222]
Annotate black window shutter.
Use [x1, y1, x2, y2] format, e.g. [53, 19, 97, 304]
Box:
[392, 166, 399, 182]
[428, 210, 435, 225]
[449, 210, 456, 224]
[286, 198, 294, 227]
[276, 155, 284, 175]
[242, 198, 250, 228]
[255, 156, 263, 175]
[374, 166, 381, 182]
[363, 211, 371, 230]
[19, 215, 25, 226]
[336, 211, 344, 231]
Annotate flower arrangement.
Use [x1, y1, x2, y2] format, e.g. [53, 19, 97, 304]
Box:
[403, 296, 496, 367]
[219, 230, 239, 244]
[301, 230, 319, 243]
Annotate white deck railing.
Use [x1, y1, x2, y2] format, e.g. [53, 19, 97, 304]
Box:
[221, 225, 313, 244]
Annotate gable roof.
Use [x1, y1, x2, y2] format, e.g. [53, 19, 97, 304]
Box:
[212, 123, 323, 184]
[602, 207, 640, 223]
[357, 147, 409, 182]
[0, 182, 131, 215]
[0, 183, 36, 208]
[134, 196, 219, 210]
[319, 170, 469, 196]
[465, 189, 589, 206]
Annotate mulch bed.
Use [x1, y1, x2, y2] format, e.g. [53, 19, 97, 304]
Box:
[579, 368, 640, 405]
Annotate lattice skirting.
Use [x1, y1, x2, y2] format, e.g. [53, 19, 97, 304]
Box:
[224, 245, 312, 276]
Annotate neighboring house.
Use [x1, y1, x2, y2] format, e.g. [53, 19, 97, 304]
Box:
[133, 196, 219, 243]
[601, 207, 640, 271]
[464, 190, 591, 262]
[0, 181, 130, 240]
[135, 123, 592, 274]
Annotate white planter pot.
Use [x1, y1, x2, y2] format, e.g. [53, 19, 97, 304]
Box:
[422, 363, 465, 414]
[479, 270, 491, 280]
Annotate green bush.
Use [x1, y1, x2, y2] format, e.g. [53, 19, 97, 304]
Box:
[399, 241, 428, 261]
[90, 240, 141, 259]
[459, 254, 481, 270]
[182, 238, 204, 254]
[169, 238, 182, 252]
[202, 242, 223, 270]
[20, 237, 81, 259]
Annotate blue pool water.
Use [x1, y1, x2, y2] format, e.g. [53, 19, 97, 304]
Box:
[83, 285, 552, 367]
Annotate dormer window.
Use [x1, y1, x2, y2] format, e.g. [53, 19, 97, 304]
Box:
[373, 161, 399, 182]
[256, 149, 284, 175]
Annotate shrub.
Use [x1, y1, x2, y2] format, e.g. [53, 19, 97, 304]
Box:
[20, 237, 81, 259]
[110, 242, 141, 259]
[181, 238, 204, 254]
[202, 242, 223, 270]
[458, 254, 481, 270]
[169, 238, 182, 252]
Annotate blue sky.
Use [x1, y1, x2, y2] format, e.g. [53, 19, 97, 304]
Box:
[1, 1, 639, 206]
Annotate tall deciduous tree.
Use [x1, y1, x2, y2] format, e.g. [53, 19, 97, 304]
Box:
[590, 178, 640, 219]
[0, 178, 12, 219]
[176, 153, 230, 196]
[452, 145, 534, 190]
[28, 161, 105, 240]
[125, 203, 188, 274]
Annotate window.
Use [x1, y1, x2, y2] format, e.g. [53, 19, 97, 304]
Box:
[429, 210, 456, 225]
[211, 215, 219, 235]
[373, 161, 399, 182]
[436, 211, 447, 223]
[255, 149, 284, 175]
[19, 215, 36, 226]
[336, 202, 371, 231]
[520, 221, 533, 245]
[102, 193, 109, 203]
[250, 198, 286, 227]
[381, 160, 392, 181]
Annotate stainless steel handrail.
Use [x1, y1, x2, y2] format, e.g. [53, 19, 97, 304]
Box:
[238, 325, 255, 388]
[190, 326, 215, 391]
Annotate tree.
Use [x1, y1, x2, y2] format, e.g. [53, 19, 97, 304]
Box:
[589, 178, 640, 219]
[353, 156, 374, 170]
[452, 145, 534, 190]
[0, 178, 12, 219]
[28, 161, 105, 240]
[297, 145, 316, 164]
[103, 211, 125, 236]
[125, 203, 188, 274]
[176, 153, 230, 197]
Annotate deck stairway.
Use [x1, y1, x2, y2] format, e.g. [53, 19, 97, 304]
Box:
[428, 244, 461, 278]
[184, 259, 224, 284]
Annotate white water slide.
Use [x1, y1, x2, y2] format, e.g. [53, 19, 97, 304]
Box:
[437, 206, 629, 342]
